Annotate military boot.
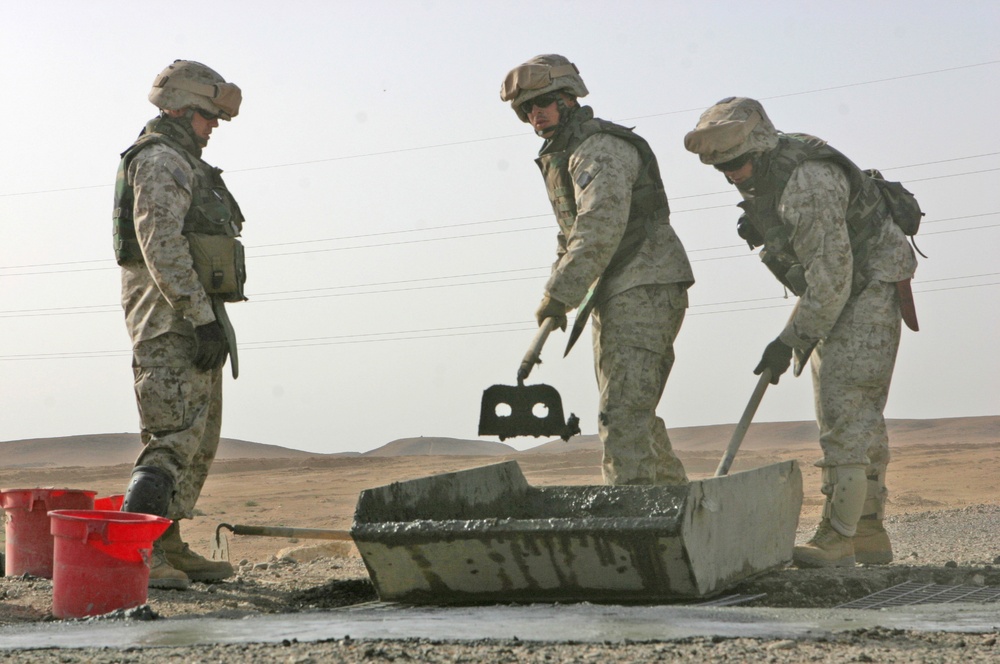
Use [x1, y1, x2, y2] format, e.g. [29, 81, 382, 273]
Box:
[793, 465, 866, 569]
[853, 464, 893, 564]
[148, 545, 190, 590]
[793, 519, 856, 568]
[159, 521, 234, 582]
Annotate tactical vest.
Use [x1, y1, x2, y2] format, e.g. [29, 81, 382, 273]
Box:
[739, 133, 890, 296]
[113, 117, 246, 301]
[535, 106, 670, 279]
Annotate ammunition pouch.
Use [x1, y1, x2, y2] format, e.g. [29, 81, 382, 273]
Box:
[186, 233, 247, 302]
[759, 223, 807, 296]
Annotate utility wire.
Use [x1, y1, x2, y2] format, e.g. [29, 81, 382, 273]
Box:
[3, 276, 997, 361]
[2, 60, 998, 198]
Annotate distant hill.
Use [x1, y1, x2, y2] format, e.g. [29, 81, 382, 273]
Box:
[364, 437, 517, 457]
[0, 433, 330, 469]
[1, 416, 995, 469]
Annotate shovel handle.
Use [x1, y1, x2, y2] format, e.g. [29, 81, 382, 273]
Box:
[517, 317, 557, 383]
[714, 369, 771, 477]
[218, 523, 354, 541]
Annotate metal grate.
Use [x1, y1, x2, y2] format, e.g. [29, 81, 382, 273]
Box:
[837, 581, 1000, 609]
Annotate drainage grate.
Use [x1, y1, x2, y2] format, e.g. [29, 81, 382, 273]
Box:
[837, 581, 1000, 609]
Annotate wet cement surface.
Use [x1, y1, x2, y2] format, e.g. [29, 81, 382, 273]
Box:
[2, 601, 999, 650]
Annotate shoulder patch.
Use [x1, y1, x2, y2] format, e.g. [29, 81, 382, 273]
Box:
[169, 166, 189, 189]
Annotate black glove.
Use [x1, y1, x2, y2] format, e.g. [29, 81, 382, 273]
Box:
[534, 294, 568, 331]
[754, 337, 793, 384]
[736, 213, 764, 249]
[193, 322, 229, 371]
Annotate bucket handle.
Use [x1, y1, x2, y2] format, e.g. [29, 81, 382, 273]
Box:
[28, 490, 49, 513]
[84, 519, 111, 545]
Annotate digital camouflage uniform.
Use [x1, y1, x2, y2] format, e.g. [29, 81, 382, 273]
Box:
[121, 132, 229, 520]
[539, 110, 695, 486]
[685, 96, 917, 567]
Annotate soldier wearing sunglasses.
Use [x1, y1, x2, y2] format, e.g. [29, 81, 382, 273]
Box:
[113, 60, 246, 588]
[500, 55, 694, 486]
[684, 97, 919, 569]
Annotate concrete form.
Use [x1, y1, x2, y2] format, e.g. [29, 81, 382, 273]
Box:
[351, 460, 802, 604]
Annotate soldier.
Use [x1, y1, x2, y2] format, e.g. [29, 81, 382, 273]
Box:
[500, 55, 695, 485]
[684, 97, 918, 568]
[114, 60, 247, 588]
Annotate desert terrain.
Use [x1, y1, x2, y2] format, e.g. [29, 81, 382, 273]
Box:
[1, 416, 999, 662]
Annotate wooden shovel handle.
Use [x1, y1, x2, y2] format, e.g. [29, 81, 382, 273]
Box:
[714, 370, 771, 477]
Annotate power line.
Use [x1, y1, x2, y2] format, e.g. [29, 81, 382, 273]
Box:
[5, 277, 998, 361]
[3, 60, 998, 199]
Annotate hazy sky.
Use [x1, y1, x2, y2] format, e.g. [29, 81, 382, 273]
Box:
[2, 1, 997, 455]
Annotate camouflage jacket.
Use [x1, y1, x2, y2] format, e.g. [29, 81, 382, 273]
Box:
[738, 135, 917, 350]
[117, 117, 243, 345]
[535, 106, 694, 308]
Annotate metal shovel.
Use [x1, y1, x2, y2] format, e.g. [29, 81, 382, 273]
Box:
[478, 318, 580, 442]
[714, 369, 772, 477]
[212, 522, 353, 562]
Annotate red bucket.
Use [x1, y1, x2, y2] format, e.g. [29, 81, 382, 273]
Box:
[48, 509, 171, 619]
[93, 494, 124, 511]
[0, 488, 96, 578]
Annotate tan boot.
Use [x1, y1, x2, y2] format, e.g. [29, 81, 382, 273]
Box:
[793, 465, 866, 569]
[148, 545, 190, 590]
[854, 517, 893, 564]
[159, 521, 234, 582]
[793, 519, 856, 568]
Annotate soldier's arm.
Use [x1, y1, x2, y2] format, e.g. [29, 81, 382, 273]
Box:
[777, 160, 853, 349]
[130, 146, 216, 327]
[544, 133, 639, 307]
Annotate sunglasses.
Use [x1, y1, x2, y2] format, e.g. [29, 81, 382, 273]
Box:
[714, 153, 752, 173]
[194, 108, 222, 122]
[519, 92, 562, 116]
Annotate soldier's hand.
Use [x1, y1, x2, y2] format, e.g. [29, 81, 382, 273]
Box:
[754, 337, 793, 384]
[193, 322, 229, 371]
[534, 294, 568, 331]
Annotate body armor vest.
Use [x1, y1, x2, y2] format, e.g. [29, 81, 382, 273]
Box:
[113, 117, 244, 262]
[535, 106, 670, 279]
[739, 133, 890, 295]
[113, 116, 246, 300]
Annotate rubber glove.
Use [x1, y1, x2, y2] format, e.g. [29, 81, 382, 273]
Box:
[535, 294, 568, 331]
[754, 337, 793, 384]
[194, 322, 229, 371]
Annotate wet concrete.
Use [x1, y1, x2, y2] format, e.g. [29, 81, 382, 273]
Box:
[2, 601, 999, 650]
[353, 461, 802, 603]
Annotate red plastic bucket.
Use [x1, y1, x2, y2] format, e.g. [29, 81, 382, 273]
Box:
[0, 488, 96, 578]
[48, 510, 171, 619]
[93, 494, 124, 511]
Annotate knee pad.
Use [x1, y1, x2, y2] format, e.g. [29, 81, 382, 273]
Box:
[122, 465, 175, 517]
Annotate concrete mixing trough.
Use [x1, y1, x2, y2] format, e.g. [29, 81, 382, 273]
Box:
[351, 460, 802, 604]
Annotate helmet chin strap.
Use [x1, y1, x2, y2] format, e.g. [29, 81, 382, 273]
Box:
[536, 97, 576, 139]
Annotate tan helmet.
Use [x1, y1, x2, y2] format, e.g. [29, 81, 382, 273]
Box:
[148, 60, 242, 120]
[683, 97, 779, 165]
[500, 54, 589, 122]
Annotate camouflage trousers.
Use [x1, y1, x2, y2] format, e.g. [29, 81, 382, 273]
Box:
[811, 279, 902, 472]
[131, 332, 223, 520]
[592, 283, 689, 486]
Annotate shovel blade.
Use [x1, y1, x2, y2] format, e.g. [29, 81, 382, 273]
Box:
[479, 383, 568, 441]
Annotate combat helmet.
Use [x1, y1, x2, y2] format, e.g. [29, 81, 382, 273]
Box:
[149, 60, 242, 120]
[683, 97, 779, 165]
[500, 54, 588, 122]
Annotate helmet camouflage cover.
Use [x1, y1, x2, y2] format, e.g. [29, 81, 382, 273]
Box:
[500, 54, 589, 122]
[683, 97, 779, 164]
[148, 60, 242, 120]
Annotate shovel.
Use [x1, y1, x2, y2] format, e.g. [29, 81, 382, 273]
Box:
[714, 369, 772, 477]
[478, 318, 580, 442]
[212, 522, 353, 562]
